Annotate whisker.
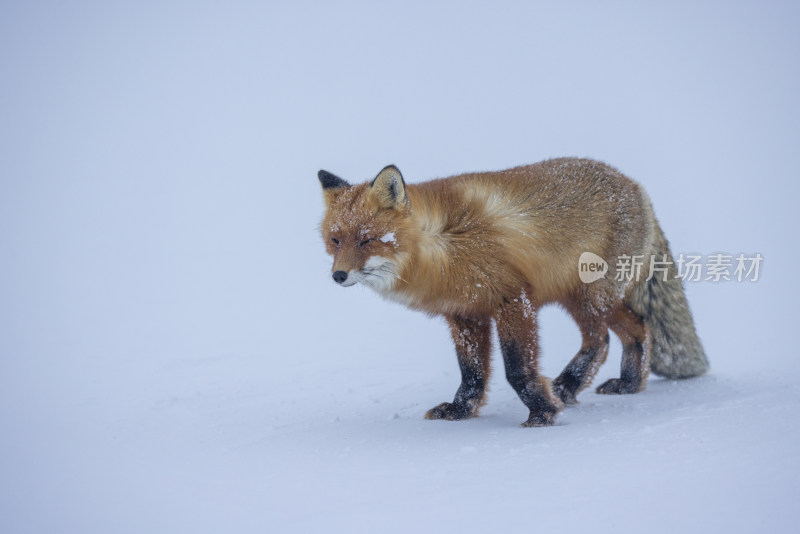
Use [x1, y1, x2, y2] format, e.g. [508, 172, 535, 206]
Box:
[375, 264, 407, 284]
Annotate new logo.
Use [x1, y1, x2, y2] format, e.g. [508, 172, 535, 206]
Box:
[578, 252, 608, 283]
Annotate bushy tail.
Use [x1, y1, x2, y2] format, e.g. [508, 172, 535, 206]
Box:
[627, 221, 709, 379]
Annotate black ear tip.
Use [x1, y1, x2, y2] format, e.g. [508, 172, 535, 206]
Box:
[382, 164, 402, 176]
[318, 169, 350, 190]
[372, 165, 404, 188]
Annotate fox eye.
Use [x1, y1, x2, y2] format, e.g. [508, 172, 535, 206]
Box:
[359, 238, 376, 247]
[331, 237, 340, 245]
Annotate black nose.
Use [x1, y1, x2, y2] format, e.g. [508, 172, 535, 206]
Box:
[332, 270, 348, 284]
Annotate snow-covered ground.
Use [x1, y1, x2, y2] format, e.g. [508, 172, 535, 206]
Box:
[2, 2, 798, 533]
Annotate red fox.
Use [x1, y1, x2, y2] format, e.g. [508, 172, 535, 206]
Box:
[318, 158, 708, 426]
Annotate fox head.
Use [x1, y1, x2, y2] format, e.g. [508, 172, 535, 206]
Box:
[318, 165, 410, 293]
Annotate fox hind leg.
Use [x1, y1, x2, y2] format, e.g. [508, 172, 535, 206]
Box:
[596, 304, 651, 394]
[552, 305, 610, 405]
[425, 315, 492, 421]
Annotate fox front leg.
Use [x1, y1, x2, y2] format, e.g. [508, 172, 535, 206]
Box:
[495, 289, 562, 427]
[425, 315, 492, 421]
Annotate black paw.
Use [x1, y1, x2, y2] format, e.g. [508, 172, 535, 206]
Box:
[551, 379, 579, 406]
[521, 407, 559, 427]
[424, 401, 474, 421]
[595, 378, 642, 395]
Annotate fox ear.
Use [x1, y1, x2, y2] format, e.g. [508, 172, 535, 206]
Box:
[370, 165, 407, 209]
[318, 170, 350, 190]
